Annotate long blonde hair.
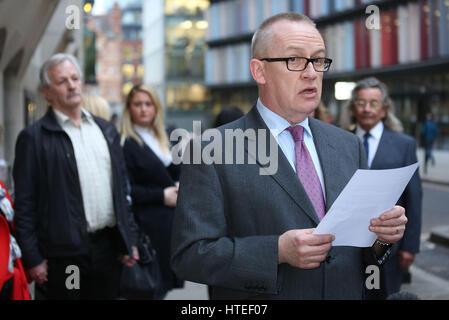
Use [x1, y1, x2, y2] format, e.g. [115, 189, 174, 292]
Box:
[119, 84, 170, 154]
[82, 94, 111, 120]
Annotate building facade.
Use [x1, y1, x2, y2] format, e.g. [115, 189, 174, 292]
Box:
[143, 0, 211, 130]
[205, 0, 449, 149]
[0, 0, 84, 187]
[86, 2, 123, 116]
[121, 0, 144, 95]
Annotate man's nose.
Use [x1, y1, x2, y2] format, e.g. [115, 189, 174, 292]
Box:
[301, 61, 318, 79]
[362, 103, 375, 112]
[67, 79, 76, 89]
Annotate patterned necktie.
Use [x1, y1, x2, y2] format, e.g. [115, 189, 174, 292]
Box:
[287, 125, 326, 221]
[363, 132, 370, 159]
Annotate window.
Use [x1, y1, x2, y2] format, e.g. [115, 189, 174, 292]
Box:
[122, 64, 135, 79]
[165, 0, 210, 16]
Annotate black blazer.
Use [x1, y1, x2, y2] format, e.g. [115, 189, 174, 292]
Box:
[370, 129, 422, 255]
[122, 136, 182, 295]
[355, 127, 422, 298]
[13, 109, 139, 268]
[171, 107, 386, 300]
[371, 129, 422, 296]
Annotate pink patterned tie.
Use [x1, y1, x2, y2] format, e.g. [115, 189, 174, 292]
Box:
[287, 125, 326, 221]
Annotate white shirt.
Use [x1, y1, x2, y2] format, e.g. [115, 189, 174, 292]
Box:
[355, 121, 384, 168]
[53, 108, 116, 232]
[256, 99, 326, 197]
[134, 125, 172, 167]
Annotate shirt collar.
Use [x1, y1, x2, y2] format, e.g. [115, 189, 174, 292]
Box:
[133, 124, 151, 133]
[134, 125, 156, 141]
[81, 108, 93, 121]
[53, 107, 93, 127]
[256, 98, 313, 138]
[355, 121, 384, 140]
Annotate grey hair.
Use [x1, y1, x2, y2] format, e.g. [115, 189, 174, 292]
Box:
[339, 77, 404, 133]
[251, 12, 316, 58]
[39, 53, 82, 89]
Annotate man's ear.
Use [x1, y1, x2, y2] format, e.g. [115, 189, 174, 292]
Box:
[250, 59, 266, 85]
[381, 106, 388, 120]
[41, 87, 51, 103]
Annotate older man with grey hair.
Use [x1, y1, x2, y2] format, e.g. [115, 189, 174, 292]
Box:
[341, 77, 422, 299]
[13, 53, 139, 299]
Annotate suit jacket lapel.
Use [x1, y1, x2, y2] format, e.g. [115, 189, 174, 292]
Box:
[243, 107, 320, 225]
[371, 129, 391, 169]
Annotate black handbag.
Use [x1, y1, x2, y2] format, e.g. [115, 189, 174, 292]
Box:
[119, 234, 163, 300]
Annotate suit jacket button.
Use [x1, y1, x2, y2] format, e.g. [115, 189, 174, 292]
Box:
[326, 255, 332, 263]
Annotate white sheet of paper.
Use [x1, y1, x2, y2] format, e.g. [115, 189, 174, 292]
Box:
[313, 163, 419, 247]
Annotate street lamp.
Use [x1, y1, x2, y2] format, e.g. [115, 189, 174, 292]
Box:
[84, 0, 94, 14]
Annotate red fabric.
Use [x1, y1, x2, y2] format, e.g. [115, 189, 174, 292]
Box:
[0, 181, 31, 300]
[11, 259, 31, 300]
[0, 214, 12, 289]
[304, 0, 309, 16]
[381, 11, 393, 66]
[354, 18, 371, 69]
[354, 19, 362, 69]
[0, 180, 12, 203]
[390, 9, 399, 65]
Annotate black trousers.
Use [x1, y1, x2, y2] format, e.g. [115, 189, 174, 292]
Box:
[43, 227, 122, 300]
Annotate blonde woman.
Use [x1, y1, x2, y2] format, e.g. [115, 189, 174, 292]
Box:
[119, 84, 183, 299]
[81, 94, 111, 121]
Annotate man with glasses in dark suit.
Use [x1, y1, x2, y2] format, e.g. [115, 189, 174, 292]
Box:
[171, 13, 408, 300]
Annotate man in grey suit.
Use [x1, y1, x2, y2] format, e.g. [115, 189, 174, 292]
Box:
[342, 77, 422, 299]
[171, 13, 408, 300]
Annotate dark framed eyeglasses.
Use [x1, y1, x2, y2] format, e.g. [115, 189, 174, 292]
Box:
[259, 56, 333, 72]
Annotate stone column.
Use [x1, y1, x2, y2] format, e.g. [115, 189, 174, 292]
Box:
[3, 70, 24, 169]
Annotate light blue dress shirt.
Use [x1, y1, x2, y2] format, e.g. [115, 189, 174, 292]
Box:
[256, 99, 326, 198]
[355, 121, 384, 168]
